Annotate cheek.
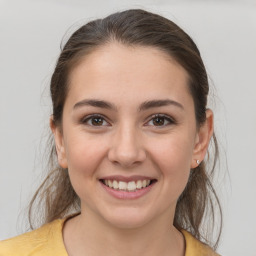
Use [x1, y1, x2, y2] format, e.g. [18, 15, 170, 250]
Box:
[64, 133, 108, 178]
[148, 134, 194, 194]
[63, 134, 109, 203]
[150, 133, 194, 168]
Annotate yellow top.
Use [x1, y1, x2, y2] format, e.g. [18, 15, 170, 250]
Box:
[0, 218, 219, 256]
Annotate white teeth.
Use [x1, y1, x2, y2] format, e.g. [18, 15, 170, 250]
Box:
[119, 181, 127, 190]
[108, 180, 113, 188]
[136, 180, 142, 189]
[103, 179, 152, 191]
[127, 181, 136, 191]
[113, 180, 118, 189]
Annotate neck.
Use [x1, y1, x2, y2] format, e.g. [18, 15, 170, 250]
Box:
[63, 209, 185, 256]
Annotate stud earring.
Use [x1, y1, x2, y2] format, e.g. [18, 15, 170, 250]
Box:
[196, 160, 200, 165]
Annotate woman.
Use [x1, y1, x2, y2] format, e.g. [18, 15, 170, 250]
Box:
[0, 9, 222, 255]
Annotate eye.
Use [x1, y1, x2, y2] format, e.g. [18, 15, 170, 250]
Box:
[81, 114, 110, 127]
[146, 114, 175, 127]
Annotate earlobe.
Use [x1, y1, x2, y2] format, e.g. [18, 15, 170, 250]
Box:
[50, 116, 68, 169]
[191, 109, 214, 169]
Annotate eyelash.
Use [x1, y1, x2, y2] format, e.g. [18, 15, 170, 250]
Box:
[80, 114, 176, 127]
[146, 114, 176, 127]
[81, 114, 110, 127]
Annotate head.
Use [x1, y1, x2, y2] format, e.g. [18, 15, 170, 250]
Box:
[29, 9, 221, 248]
[52, 9, 209, 127]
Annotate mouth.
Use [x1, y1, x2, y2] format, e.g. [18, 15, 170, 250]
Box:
[100, 179, 157, 192]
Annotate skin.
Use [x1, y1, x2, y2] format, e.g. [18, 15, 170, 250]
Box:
[51, 43, 213, 256]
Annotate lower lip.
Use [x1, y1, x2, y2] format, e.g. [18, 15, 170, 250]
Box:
[100, 182, 154, 199]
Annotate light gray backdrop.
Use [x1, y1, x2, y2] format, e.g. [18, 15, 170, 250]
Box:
[0, 0, 256, 255]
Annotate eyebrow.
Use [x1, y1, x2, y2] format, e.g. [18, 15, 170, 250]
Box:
[139, 99, 184, 111]
[73, 99, 184, 111]
[73, 99, 117, 110]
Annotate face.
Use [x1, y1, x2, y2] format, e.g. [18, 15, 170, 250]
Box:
[52, 43, 213, 229]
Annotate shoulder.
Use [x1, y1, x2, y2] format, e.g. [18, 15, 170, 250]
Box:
[181, 230, 221, 256]
[0, 219, 67, 256]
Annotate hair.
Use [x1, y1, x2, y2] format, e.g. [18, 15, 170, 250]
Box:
[28, 9, 222, 249]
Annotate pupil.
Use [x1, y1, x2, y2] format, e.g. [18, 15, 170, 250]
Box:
[92, 117, 103, 126]
[153, 117, 164, 126]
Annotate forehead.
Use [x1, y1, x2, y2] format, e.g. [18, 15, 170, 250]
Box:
[67, 43, 192, 108]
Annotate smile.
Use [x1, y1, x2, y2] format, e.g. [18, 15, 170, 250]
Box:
[101, 179, 152, 192]
[99, 176, 157, 199]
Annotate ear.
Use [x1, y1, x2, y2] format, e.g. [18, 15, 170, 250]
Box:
[50, 116, 68, 169]
[191, 109, 214, 169]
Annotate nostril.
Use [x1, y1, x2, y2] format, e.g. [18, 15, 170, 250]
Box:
[107, 134, 146, 167]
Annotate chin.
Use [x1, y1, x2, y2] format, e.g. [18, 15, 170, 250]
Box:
[100, 208, 155, 230]
[105, 217, 149, 230]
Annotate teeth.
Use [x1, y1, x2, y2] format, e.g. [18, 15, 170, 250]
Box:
[108, 180, 113, 188]
[127, 181, 136, 191]
[136, 180, 142, 189]
[119, 181, 127, 190]
[103, 179, 152, 191]
[113, 180, 118, 189]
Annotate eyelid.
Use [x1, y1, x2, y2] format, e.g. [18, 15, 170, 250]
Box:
[144, 114, 176, 127]
[79, 113, 176, 127]
[81, 114, 111, 126]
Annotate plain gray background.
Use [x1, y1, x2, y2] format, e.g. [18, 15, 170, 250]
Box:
[0, 0, 256, 255]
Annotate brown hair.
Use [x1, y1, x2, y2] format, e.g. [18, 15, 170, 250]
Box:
[29, 9, 222, 249]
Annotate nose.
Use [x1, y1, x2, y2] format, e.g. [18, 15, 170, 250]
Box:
[108, 124, 146, 168]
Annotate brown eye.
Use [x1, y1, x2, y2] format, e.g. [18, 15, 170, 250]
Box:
[91, 117, 104, 126]
[147, 114, 175, 127]
[152, 116, 165, 126]
[82, 115, 109, 126]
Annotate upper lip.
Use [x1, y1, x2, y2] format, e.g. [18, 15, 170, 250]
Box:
[99, 175, 156, 182]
